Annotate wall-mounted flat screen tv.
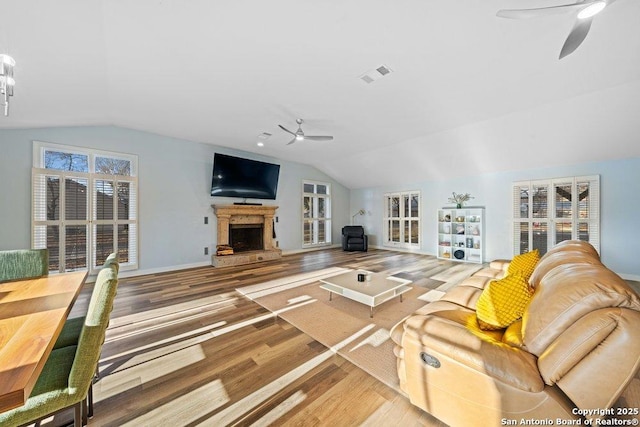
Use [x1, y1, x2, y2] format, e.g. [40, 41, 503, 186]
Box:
[210, 153, 280, 200]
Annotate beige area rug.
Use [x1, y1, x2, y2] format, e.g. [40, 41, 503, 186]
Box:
[237, 269, 640, 421]
[237, 268, 444, 392]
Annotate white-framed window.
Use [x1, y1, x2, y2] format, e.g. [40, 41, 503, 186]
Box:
[383, 191, 420, 249]
[513, 175, 599, 256]
[302, 180, 331, 246]
[32, 141, 138, 273]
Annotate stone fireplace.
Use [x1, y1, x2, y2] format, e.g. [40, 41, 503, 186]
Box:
[212, 204, 281, 267]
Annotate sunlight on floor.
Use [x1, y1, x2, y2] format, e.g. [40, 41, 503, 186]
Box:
[237, 267, 350, 299]
[198, 351, 333, 426]
[107, 306, 236, 342]
[251, 390, 307, 427]
[96, 344, 206, 401]
[287, 294, 313, 304]
[196, 324, 382, 425]
[109, 293, 240, 329]
[274, 298, 317, 314]
[101, 320, 227, 365]
[350, 328, 390, 351]
[331, 324, 375, 352]
[121, 379, 230, 426]
[419, 289, 446, 302]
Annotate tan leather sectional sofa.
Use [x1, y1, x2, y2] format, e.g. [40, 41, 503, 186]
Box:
[390, 240, 640, 426]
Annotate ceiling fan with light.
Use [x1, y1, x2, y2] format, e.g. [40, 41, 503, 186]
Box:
[278, 118, 334, 145]
[497, 0, 618, 59]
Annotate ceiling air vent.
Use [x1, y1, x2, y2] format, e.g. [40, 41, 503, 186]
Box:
[361, 74, 375, 84]
[359, 64, 393, 84]
[376, 65, 391, 76]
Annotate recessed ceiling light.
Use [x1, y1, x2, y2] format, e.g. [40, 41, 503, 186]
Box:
[578, 1, 606, 19]
[256, 132, 270, 147]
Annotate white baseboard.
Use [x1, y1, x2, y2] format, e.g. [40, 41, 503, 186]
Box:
[368, 244, 436, 257]
[82, 261, 212, 282]
[281, 243, 342, 256]
[122, 261, 212, 278]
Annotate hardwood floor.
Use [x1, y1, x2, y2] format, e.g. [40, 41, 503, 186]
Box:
[37, 248, 453, 427]
[15, 247, 640, 427]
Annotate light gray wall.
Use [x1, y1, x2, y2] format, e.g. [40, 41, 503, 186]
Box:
[0, 126, 349, 272]
[3, 125, 638, 277]
[350, 157, 640, 278]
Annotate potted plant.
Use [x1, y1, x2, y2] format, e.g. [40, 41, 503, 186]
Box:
[448, 192, 474, 209]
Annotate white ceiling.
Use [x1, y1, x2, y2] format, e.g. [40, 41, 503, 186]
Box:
[2, 0, 640, 189]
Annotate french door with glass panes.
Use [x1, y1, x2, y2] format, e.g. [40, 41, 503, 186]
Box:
[32, 142, 138, 273]
[384, 191, 420, 249]
[302, 181, 331, 246]
[513, 175, 599, 256]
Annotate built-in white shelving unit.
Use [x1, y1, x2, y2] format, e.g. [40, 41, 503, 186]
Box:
[437, 207, 485, 264]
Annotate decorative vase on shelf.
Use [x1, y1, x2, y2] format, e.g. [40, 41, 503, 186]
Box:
[448, 192, 473, 210]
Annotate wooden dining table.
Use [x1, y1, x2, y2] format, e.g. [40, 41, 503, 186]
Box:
[0, 270, 87, 413]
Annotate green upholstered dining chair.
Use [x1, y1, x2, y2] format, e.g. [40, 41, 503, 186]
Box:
[51, 254, 121, 417]
[53, 255, 121, 350]
[0, 253, 119, 427]
[0, 249, 49, 282]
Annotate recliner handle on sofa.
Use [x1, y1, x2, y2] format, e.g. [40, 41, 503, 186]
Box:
[420, 352, 441, 368]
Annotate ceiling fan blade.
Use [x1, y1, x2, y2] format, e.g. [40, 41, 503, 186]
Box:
[278, 124, 296, 136]
[497, 3, 586, 19]
[559, 17, 593, 59]
[303, 135, 334, 141]
[286, 137, 297, 145]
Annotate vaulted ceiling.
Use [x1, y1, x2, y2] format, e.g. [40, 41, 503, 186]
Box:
[2, 0, 640, 188]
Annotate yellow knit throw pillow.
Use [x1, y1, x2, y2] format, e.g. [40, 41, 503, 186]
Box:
[476, 270, 533, 331]
[507, 249, 540, 281]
